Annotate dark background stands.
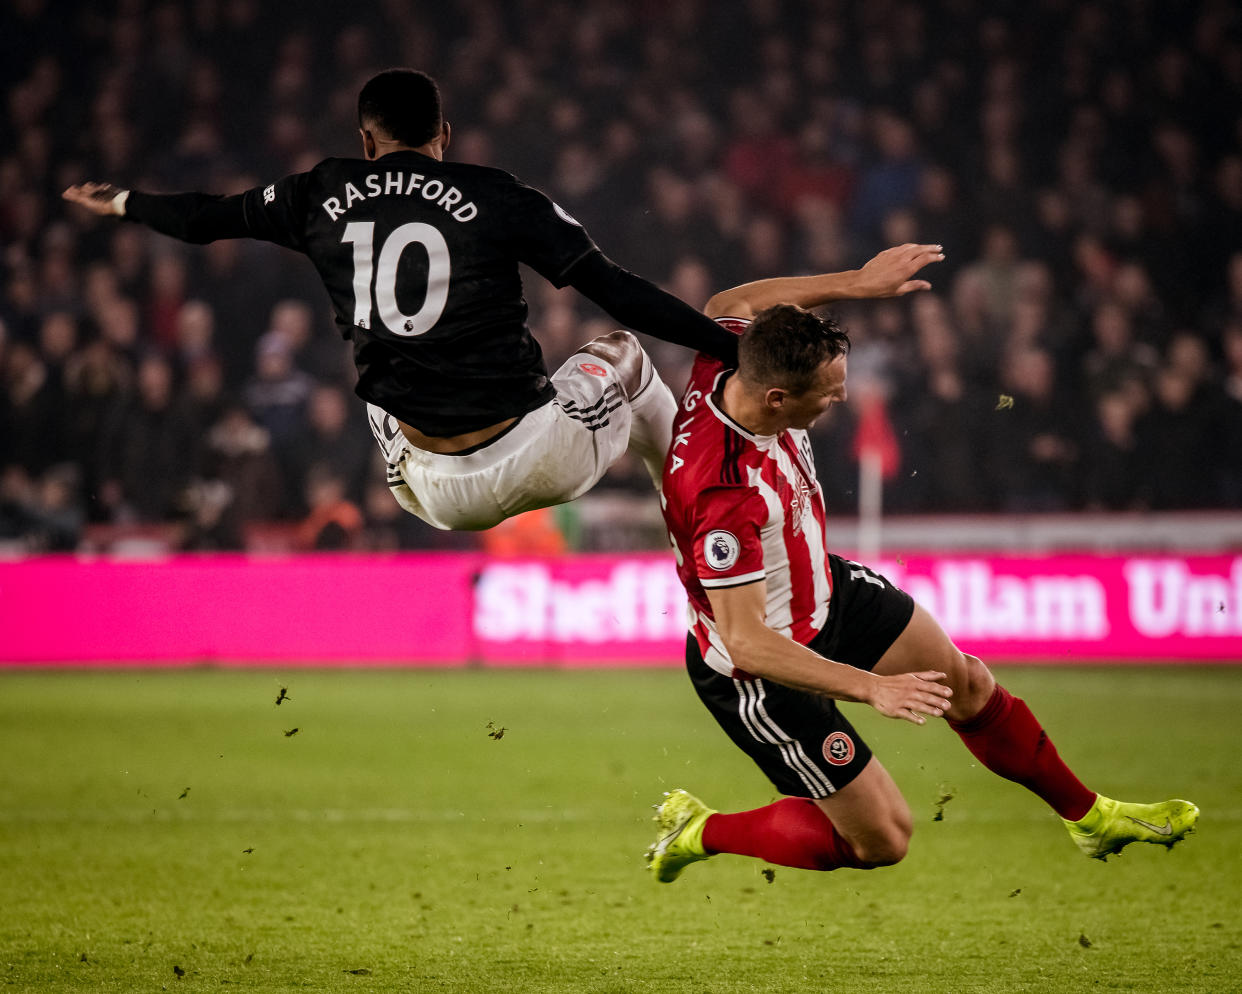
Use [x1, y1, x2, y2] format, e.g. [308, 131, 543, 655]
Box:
[3, 0, 1240, 551]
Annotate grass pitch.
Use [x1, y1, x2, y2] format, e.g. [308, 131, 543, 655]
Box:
[1, 665, 1239, 993]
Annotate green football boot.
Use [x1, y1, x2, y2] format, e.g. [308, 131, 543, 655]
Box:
[1063, 794, 1199, 860]
[646, 789, 716, 883]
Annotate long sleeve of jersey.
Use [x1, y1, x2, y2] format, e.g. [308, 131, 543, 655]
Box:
[565, 251, 740, 365]
[123, 191, 253, 244]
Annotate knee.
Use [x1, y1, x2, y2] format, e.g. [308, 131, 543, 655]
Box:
[589, 329, 639, 350]
[577, 330, 647, 397]
[948, 652, 996, 720]
[846, 804, 912, 868]
[851, 824, 911, 868]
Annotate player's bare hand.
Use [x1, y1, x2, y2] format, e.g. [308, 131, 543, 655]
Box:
[854, 243, 945, 299]
[62, 182, 128, 216]
[868, 670, 953, 725]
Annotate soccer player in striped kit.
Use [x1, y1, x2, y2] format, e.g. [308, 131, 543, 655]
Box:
[649, 249, 1199, 880]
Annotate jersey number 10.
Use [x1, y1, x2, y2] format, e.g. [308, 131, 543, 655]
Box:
[342, 221, 451, 337]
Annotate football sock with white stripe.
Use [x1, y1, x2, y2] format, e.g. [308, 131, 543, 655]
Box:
[700, 798, 866, 871]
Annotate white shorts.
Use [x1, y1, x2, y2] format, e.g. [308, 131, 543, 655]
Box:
[367, 347, 671, 531]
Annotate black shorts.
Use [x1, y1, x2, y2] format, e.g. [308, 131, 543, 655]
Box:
[685, 554, 914, 799]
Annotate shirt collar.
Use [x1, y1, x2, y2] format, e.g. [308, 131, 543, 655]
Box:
[706, 368, 779, 450]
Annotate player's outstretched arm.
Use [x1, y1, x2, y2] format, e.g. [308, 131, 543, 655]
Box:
[703, 243, 945, 320]
[705, 580, 952, 725]
[64, 183, 251, 243]
[564, 251, 739, 365]
[62, 182, 130, 216]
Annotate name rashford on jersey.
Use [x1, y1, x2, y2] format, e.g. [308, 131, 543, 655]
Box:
[228, 151, 596, 438]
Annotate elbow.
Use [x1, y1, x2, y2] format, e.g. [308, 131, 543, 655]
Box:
[719, 628, 767, 674]
[704, 291, 741, 319]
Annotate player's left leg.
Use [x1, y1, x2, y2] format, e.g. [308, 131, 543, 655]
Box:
[874, 602, 1097, 820]
[872, 600, 1199, 857]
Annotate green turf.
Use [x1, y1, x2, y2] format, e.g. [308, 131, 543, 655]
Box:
[1, 666, 1239, 993]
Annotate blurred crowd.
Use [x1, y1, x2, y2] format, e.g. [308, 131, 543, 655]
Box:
[2, 0, 1241, 553]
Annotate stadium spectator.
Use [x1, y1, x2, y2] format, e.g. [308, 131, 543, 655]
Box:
[1219, 321, 1242, 504]
[1, 340, 62, 477]
[957, 224, 1026, 330]
[722, 88, 798, 212]
[1082, 389, 1145, 511]
[187, 403, 284, 550]
[294, 463, 364, 551]
[987, 346, 1082, 511]
[174, 354, 230, 477]
[22, 464, 85, 552]
[904, 293, 987, 511]
[776, 120, 855, 218]
[1135, 364, 1218, 509]
[189, 239, 277, 390]
[850, 110, 925, 248]
[93, 295, 143, 367]
[284, 383, 371, 514]
[911, 166, 973, 285]
[1207, 251, 1242, 337]
[948, 267, 1006, 391]
[97, 352, 195, 523]
[242, 331, 315, 449]
[62, 338, 132, 517]
[0, 467, 37, 547]
[146, 254, 188, 349]
[1109, 260, 1169, 347]
[1081, 301, 1160, 399]
[264, 298, 345, 389]
[170, 299, 217, 378]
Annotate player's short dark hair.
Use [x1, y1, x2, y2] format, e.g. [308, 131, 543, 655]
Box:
[739, 304, 851, 395]
[357, 69, 443, 147]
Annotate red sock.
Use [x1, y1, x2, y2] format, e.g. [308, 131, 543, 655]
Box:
[948, 684, 1095, 820]
[700, 797, 866, 871]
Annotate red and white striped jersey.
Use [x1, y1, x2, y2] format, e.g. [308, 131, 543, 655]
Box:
[661, 318, 834, 676]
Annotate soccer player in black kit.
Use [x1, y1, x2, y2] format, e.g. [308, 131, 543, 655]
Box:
[64, 69, 738, 530]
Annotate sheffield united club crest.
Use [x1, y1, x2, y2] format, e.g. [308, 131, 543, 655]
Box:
[823, 731, 855, 766]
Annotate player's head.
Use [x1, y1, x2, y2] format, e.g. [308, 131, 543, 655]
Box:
[738, 304, 851, 430]
[357, 69, 449, 159]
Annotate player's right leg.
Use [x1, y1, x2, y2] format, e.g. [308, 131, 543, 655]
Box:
[363, 331, 672, 530]
[571, 330, 677, 491]
[648, 635, 910, 883]
[648, 759, 910, 883]
[365, 398, 595, 530]
[813, 756, 912, 867]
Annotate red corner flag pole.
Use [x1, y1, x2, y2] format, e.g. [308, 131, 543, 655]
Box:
[852, 389, 900, 565]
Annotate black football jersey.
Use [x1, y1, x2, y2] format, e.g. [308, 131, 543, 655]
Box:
[234, 151, 598, 436]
